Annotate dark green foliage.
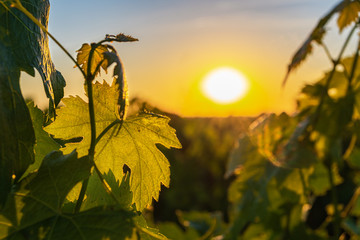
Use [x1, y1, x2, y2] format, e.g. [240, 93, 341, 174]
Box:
[0, 1, 180, 239]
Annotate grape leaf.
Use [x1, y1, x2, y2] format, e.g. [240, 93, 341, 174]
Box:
[20, 102, 60, 180]
[337, 0, 360, 33]
[45, 80, 182, 211]
[76, 43, 108, 76]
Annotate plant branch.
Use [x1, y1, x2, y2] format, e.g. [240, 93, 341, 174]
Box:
[74, 178, 88, 213]
[74, 43, 99, 213]
[321, 43, 334, 64]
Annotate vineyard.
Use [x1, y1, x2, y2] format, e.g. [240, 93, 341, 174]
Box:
[1, 0, 360, 239]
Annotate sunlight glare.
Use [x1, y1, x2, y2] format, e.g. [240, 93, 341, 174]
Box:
[202, 67, 249, 104]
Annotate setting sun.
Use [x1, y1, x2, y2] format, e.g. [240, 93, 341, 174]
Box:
[201, 67, 249, 104]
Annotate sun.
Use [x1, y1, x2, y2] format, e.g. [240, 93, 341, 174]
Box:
[201, 67, 249, 104]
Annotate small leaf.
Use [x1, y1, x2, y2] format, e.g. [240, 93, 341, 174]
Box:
[337, 0, 360, 32]
[76, 43, 108, 76]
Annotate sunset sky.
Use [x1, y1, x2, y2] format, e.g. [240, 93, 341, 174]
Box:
[20, 0, 349, 117]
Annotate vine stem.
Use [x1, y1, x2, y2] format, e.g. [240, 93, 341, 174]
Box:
[74, 44, 98, 212]
[11, 0, 86, 79]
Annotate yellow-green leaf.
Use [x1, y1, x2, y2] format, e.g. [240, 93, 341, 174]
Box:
[45, 80, 181, 211]
[76, 43, 108, 76]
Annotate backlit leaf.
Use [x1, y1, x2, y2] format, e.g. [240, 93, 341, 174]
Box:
[45, 80, 181, 211]
[76, 43, 108, 76]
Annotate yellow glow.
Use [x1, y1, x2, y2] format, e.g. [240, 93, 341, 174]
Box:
[201, 67, 249, 104]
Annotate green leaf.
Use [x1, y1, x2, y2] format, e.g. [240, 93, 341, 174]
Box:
[45, 80, 181, 211]
[337, 0, 360, 32]
[20, 102, 60, 179]
[76, 43, 108, 76]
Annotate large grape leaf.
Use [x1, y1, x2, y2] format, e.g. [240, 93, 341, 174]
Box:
[45, 80, 182, 210]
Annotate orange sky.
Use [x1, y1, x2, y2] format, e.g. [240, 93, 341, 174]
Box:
[21, 0, 351, 117]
